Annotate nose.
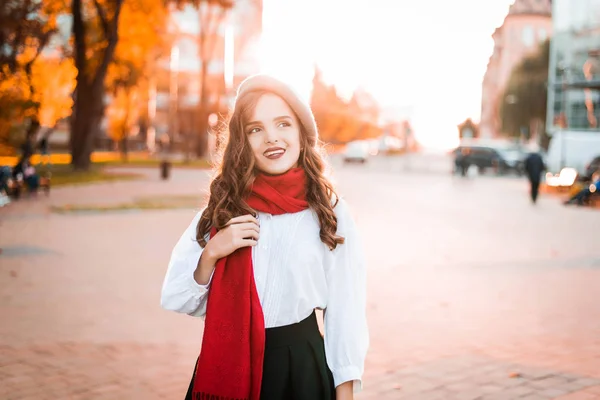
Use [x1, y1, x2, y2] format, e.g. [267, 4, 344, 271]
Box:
[263, 127, 279, 144]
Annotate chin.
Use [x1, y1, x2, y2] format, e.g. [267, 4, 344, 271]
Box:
[257, 160, 296, 176]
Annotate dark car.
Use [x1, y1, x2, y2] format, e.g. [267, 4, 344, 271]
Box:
[453, 145, 524, 175]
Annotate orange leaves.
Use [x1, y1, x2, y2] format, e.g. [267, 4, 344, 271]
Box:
[113, 0, 170, 70]
[107, 86, 140, 141]
[32, 58, 77, 128]
[311, 70, 382, 144]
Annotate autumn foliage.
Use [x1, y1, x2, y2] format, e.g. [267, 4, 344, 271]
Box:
[310, 69, 383, 144]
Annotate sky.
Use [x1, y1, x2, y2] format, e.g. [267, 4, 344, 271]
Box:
[258, 0, 518, 149]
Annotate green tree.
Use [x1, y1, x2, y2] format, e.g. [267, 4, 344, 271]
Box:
[500, 40, 550, 145]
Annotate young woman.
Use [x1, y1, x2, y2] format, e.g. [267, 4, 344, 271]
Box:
[161, 74, 368, 400]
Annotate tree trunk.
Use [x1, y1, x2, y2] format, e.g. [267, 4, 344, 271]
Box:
[69, 0, 123, 171]
[22, 57, 41, 160]
[70, 84, 104, 170]
[121, 95, 130, 162]
[196, 109, 209, 157]
[121, 135, 129, 162]
[195, 60, 209, 158]
[23, 119, 40, 158]
[26, 119, 40, 141]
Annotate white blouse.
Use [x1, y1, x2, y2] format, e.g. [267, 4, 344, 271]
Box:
[160, 198, 369, 392]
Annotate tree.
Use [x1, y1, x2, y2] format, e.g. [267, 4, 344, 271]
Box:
[106, 84, 139, 160]
[0, 0, 62, 80]
[70, 0, 171, 170]
[172, 0, 233, 157]
[0, 0, 63, 156]
[69, 0, 124, 170]
[105, 0, 171, 160]
[500, 40, 550, 145]
[195, 0, 233, 157]
[310, 67, 381, 144]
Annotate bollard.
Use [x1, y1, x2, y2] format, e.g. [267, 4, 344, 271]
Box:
[160, 160, 171, 180]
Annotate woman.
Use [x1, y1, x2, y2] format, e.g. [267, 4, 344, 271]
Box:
[161, 75, 369, 400]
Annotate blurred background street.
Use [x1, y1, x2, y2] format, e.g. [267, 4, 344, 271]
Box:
[2, 154, 600, 399]
[1, 0, 600, 398]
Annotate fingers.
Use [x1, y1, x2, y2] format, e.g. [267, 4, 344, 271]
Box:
[240, 238, 258, 247]
[233, 223, 259, 242]
[227, 214, 259, 226]
[222, 214, 260, 251]
[243, 230, 260, 241]
[238, 222, 260, 235]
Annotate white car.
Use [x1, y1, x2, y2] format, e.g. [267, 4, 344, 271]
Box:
[343, 141, 370, 163]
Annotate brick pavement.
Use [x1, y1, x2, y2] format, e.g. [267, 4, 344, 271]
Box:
[1, 160, 600, 399]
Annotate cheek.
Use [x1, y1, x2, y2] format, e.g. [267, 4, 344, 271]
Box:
[247, 134, 262, 154]
[290, 128, 302, 148]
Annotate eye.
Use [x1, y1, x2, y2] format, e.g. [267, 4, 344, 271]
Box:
[247, 126, 261, 134]
[278, 121, 291, 128]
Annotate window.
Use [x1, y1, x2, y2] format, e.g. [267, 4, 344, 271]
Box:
[538, 28, 547, 42]
[522, 25, 535, 47]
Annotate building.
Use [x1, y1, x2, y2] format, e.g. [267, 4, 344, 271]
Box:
[544, 0, 600, 173]
[546, 0, 600, 133]
[480, 0, 552, 139]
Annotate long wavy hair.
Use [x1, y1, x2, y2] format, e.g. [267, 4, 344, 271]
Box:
[196, 89, 344, 250]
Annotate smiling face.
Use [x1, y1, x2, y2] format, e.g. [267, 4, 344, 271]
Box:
[244, 93, 302, 176]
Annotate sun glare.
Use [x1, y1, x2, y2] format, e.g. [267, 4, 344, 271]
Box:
[258, 0, 516, 149]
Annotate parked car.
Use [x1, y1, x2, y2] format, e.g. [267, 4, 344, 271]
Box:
[495, 147, 526, 175]
[367, 139, 379, 156]
[453, 144, 525, 175]
[343, 141, 370, 163]
[377, 135, 403, 154]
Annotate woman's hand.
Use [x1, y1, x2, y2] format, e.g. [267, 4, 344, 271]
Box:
[194, 214, 260, 285]
[204, 214, 260, 261]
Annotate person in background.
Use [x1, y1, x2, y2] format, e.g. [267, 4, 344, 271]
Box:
[0, 165, 12, 206]
[524, 151, 546, 204]
[564, 170, 600, 206]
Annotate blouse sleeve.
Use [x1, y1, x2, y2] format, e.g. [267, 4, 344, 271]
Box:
[324, 198, 369, 392]
[160, 210, 213, 317]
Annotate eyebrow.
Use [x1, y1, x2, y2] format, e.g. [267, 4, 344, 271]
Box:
[246, 115, 293, 126]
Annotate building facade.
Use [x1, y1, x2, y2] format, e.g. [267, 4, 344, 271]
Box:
[480, 0, 552, 138]
[546, 0, 600, 134]
[543, 0, 600, 173]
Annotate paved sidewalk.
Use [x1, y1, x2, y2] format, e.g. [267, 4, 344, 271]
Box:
[1, 163, 600, 400]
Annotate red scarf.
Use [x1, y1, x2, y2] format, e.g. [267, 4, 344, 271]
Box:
[193, 167, 308, 400]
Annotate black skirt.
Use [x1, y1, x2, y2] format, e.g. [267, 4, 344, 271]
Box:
[185, 310, 336, 400]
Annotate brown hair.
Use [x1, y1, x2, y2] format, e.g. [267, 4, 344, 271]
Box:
[196, 89, 344, 250]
